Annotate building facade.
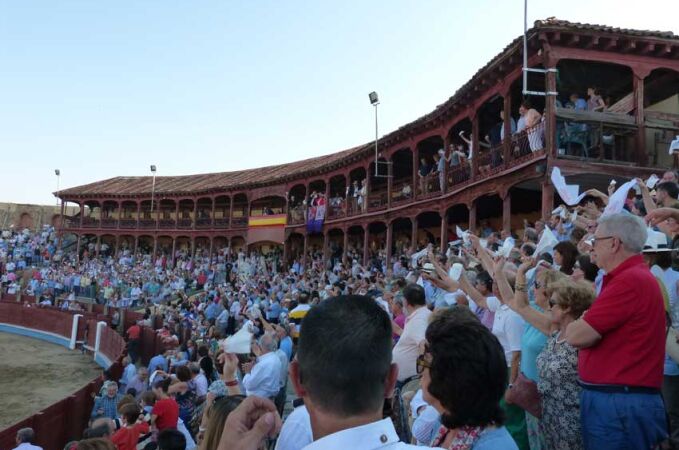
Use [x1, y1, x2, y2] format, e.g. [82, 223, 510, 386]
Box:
[57, 19, 679, 267]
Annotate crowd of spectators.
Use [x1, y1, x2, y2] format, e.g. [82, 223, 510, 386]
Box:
[4, 168, 679, 450]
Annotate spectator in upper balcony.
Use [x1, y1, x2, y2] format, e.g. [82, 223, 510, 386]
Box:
[418, 157, 432, 194]
[516, 101, 531, 133]
[587, 87, 606, 112]
[500, 109, 517, 141]
[566, 93, 588, 111]
[435, 150, 446, 191]
[447, 143, 466, 168]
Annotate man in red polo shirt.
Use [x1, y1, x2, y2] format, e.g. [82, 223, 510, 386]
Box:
[567, 213, 668, 449]
[126, 321, 142, 364]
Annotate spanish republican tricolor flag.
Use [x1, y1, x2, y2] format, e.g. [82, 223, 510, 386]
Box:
[248, 214, 287, 244]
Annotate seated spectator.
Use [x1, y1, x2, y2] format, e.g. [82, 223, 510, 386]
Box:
[12, 428, 42, 450]
[91, 381, 123, 421]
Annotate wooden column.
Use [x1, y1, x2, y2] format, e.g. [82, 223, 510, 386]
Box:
[136, 201, 141, 228]
[152, 236, 158, 260]
[134, 236, 139, 258]
[116, 202, 121, 229]
[363, 226, 370, 266]
[192, 200, 198, 230]
[503, 93, 512, 164]
[76, 234, 82, 261]
[95, 235, 101, 258]
[79, 203, 84, 227]
[440, 211, 449, 248]
[171, 238, 177, 268]
[387, 161, 393, 209]
[471, 114, 480, 180]
[442, 135, 450, 192]
[114, 235, 120, 258]
[323, 231, 330, 265]
[364, 167, 370, 213]
[209, 237, 214, 262]
[175, 201, 180, 228]
[541, 181, 554, 221]
[342, 229, 349, 266]
[155, 200, 160, 229]
[386, 221, 393, 270]
[502, 193, 512, 233]
[210, 198, 216, 227]
[191, 238, 196, 260]
[469, 202, 477, 234]
[633, 70, 648, 166]
[412, 146, 419, 197]
[411, 217, 418, 250]
[545, 64, 557, 159]
[228, 197, 234, 228]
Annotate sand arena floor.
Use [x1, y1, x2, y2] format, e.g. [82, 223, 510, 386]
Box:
[0, 332, 102, 430]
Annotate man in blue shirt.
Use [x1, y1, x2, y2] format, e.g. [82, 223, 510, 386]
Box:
[147, 352, 169, 374]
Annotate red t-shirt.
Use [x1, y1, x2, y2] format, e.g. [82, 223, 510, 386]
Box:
[111, 422, 150, 450]
[127, 324, 141, 340]
[579, 255, 665, 388]
[152, 398, 179, 431]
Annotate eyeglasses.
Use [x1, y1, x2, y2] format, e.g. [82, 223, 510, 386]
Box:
[591, 235, 615, 245]
[416, 353, 432, 374]
[548, 298, 560, 308]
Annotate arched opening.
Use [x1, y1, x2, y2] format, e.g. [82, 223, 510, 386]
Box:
[178, 199, 194, 228]
[346, 225, 365, 264]
[476, 95, 506, 177]
[232, 194, 248, 228]
[447, 119, 472, 187]
[80, 233, 97, 259]
[18, 212, 34, 230]
[391, 148, 414, 204]
[158, 199, 177, 229]
[328, 175, 347, 219]
[101, 201, 118, 228]
[327, 228, 345, 269]
[83, 201, 101, 228]
[348, 167, 367, 215]
[644, 68, 679, 168]
[120, 201, 138, 229]
[250, 196, 286, 216]
[195, 236, 211, 259]
[554, 60, 633, 161]
[368, 159, 389, 210]
[157, 236, 173, 257]
[214, 196, 231, 228]
[475, 194, 503, 237]
[392, 217, 413, 258]
[446, 204, 470, 237]
[213, 236, 229, 262]
[367, 222, 387, 271]
[288, 184, 307, 225]
[100, 234, 116, 257]
[174, 236, 192, 264]
[139, 200, 155, 228]
[138, 235, 154, 256]
[415, 211, 441, 248]
[231, 236, 247, 254]
[117, 235, 135, 256]
[416, 135, 445, 196]
[196, 198, 213, 228]
[285, 232, 305, 266]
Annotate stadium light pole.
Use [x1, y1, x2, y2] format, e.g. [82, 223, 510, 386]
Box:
[54, 169, 61, 206]
[369, 91, 379, 176]
[150, 165, 157, 213]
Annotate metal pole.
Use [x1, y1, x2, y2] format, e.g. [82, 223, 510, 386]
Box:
[374, 103, 379, 176]
[56, 175, 60, 206]
[522, 0, 528, 96]
[150, 173, 156, 213]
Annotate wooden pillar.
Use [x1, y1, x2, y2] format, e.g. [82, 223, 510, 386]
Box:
[134, 235, 139, 257]
[95, 235, 101, 258]
[440, 211, 449, 248]
[302, 233, 309, 271]
[152, 236, 158, 261]
[209, 237, 214, 262]
[155, 200, 160, 229]
[191, 238, 196, 260]
[503, 93, 512, 164]
[116, 202, 121, 229]
[114, 235, 120, 258]
[342, 229, 349, 266]
[633, 70, 648, 166]
[386, 221, 393, 270]
[545, 64, 557, 159]
[323, 231, 330, 265]
[411, 217, 418, 250]
[469, 202, 477, 234]
[136, 201, 141, 228]
[364, 167, 370, 213]
[412, 146, 419, 197]
[171, 237, 177, 268]
[192, 200, 198, 230]
[282, 235, 288, 267]
[363, 225, 370, 266]
[76, 234, 82, 261]
[228, 197, 234, 228]
[502, 193, 512, 233]
[471, 113, 480, 180]
[442, 134, 450, 193]
[175, 201, 180, 228]
[79, 203, 84, 228]
[387, 161, 393, 208]
[541, 181, 554, 221]
[210, 198, 216, 227]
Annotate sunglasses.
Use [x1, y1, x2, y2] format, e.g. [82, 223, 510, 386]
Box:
[416, 353, 432, 374]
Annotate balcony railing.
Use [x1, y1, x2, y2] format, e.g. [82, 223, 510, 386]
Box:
[232, 217, 248, 227]
[177, 218, 193, 229]
[119, 219, 137, 229]
[214, 217, 230, 228]
[196, 218, 213, 228]
[82, 218, 99, 228]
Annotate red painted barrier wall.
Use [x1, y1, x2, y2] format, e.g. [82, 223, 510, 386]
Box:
[0, 304, 126, 450]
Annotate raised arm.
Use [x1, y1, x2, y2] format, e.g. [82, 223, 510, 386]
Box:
[506, 262, 552, 336]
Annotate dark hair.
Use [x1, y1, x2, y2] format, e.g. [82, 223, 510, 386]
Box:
[403, 283, 426, 307]
[120, 403, 141, 424]
[299, 291, 310, 304]
[141, 391, 156, 406]
[82, 425, 111, 439]
[520, 243, 536, 257]
[475, 271, 493, 292]
[658, 182, 679, 200]
[200, 356, 218, 383]
[297, 295, 392, 416]
[175, 365, 192, 382]
[554, 241, 579, 275]
[576, 254, 599, 282]
[197, 345, 210, 358]
[153, 377, 172, 393]
[651, 251, 673, 270]
[77, 438, 116, 450]
[425, 308, 507, 429]
[157, 429, 186, 450]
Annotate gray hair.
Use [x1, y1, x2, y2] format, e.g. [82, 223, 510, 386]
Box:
[16, 428, 34, 443]
[189, 362, 200, 375]
[597, 213, 647, 254]
[258, 332, 278, 352]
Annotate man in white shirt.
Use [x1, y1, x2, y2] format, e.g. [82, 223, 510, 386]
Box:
[243, 333, 281, 399]
[275, 405, 313, 450]
[12, 428, 42, 450]
[289, 295, 437, 450]
[392, 284, 432, 384]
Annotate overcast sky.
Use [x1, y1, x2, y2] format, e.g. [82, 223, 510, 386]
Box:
[1, 0, 677, 204]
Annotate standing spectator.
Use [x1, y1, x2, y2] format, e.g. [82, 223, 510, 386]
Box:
[566, 213, 668, 448]
[392, 284, 431, 385]
[242, 333, 281, 399]
[418, 157, 432, 194]
[151, 378, 179, 432]
[110, 404, 150, 450]
[126, 321, 141, 364]
[12, 428, 42, 450]
[118, 356, 136, 393]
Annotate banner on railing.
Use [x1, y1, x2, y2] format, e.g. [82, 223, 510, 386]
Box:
[248, 214, 287, 244]
[306, 195, 326, 233]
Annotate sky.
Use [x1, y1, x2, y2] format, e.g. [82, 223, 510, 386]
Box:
[1, 0, 677, 205]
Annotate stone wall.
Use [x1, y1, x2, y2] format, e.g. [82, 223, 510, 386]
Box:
[0, 202, 78, 231]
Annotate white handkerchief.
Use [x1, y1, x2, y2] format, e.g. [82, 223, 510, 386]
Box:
[221, 327, 253, 354]
[535, 227, 558, 256]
